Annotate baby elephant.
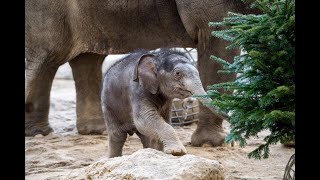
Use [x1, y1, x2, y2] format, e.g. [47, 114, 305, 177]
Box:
[101, 49, 208, 158]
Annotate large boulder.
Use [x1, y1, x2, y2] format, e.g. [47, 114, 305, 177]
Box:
[55, 63, 74, 80]
[67, 148, 224, 180]
[54, 55, 127, 80]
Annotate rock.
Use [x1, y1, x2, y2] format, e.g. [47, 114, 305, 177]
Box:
[102, 130, 108, 135]
[55, 63, 74, 80]
[102, 54, 127, 74]
[282, 140, 295, 147]
[53, 50, 197, 81]
[34, 134, 44, 138]
[67, 148, 224, 180]
[202, 143, 213, 148]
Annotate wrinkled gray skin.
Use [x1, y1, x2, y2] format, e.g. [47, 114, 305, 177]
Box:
[25, 0, 256, 146]
[102, 49, 207, 157]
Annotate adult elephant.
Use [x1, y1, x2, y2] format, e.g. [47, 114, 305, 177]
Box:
[25, 0, 256, 146]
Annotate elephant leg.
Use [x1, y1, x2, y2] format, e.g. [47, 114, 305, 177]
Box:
[136, 131, 150, 148]
[133, 106, 186, 156]
[191, 103, 227, 146]
[69, 53, 106, 135]
[150, 138, 164, 151]
[192, 32, 238, 146]
[137, 132, 164, 151]
[25, 59, 59, 136]
[108, 132, 127, 158]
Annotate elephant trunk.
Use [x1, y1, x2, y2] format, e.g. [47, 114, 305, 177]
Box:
[188, 80, 229, 120]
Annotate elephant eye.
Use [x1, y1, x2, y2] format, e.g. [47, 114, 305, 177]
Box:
[174, 71, 182, 79]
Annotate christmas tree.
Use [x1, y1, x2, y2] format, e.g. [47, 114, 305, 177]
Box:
[207, 0, 295, 159]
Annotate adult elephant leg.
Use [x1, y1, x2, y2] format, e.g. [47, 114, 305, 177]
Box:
[69, 53, 106, 135]
[25, 59, 59, 136]
[191, 32, 238, 146]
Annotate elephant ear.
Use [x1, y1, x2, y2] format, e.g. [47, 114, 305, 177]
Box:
[133, 54, 158, 94]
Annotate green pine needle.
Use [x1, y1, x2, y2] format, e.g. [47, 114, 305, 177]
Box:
[207, 0, 295, 159]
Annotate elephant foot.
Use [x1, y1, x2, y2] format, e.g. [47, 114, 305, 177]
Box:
[77, 119, 107, 135]
[164, 143, 187, 156]
[191, 128, 226, 147]
[25, 123, 53, 136]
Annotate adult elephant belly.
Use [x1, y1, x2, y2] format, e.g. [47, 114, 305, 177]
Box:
[70, 0, 196, 55]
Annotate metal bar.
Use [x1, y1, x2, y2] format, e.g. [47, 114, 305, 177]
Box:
[171, 112, 199, 118]
[172, 101, 179, 124]
[171, 119, 199, 126]
[171, 105, 199, 112]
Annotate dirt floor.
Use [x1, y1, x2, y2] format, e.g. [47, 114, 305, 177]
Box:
[25, 79, 295, 180]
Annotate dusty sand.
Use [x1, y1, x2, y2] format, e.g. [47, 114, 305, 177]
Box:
[25, 79, 295, 180]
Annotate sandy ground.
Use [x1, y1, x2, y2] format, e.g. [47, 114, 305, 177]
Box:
[25, 79, 295, 180]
